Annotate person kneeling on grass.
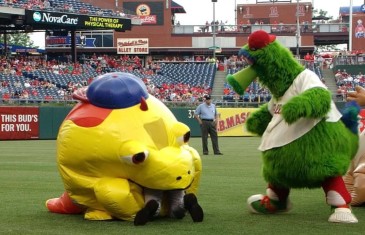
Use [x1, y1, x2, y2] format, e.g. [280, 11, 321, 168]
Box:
[134, 188, 204, 226]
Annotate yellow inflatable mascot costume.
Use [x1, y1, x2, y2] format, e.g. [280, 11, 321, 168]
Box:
[46, 72, 203, 226]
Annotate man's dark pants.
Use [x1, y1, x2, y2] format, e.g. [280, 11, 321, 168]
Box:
[200, 120, 220, 154]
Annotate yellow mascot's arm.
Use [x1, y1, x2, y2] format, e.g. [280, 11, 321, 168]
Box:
[91, 178, 144, 221]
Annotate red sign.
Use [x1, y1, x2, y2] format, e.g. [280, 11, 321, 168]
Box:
[139, 15, 157, 24]
[358, 109, 365, 133]
[352, 15, 365, 51]
[0, 107, 39, 140]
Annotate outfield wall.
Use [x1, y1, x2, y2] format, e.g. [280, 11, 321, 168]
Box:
[1, 104, 363, 140]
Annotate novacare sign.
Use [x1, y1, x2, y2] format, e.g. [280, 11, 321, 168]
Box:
[32, 11, 79, 25]
[25, 10, 132, 31]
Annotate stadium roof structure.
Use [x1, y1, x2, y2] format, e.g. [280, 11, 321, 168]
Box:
[0, 6, 27, 31]
[339, 5, 365, 16]
[171, 1, 186, 14]
[312, 15, 330, 21]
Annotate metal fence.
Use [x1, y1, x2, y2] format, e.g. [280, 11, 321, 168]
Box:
[172, 23, 348, 35]
[0, 94, 346, 108]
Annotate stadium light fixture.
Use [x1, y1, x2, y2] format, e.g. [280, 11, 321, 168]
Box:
[296, 0, 301, 59]
[212, 0, 217, 60]
[235, 0, 237, 26]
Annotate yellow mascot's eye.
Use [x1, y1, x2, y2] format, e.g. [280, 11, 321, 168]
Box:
[171, 122, 191, 146]
[132, 151, 148, 164]
[176, 131, 190, 146]
[183, 131, 191, 143]
[121, 150, 149, 165]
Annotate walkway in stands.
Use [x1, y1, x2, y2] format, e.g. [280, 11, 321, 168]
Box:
[211, 70, 226, 97]
[322, 68, 338, 96]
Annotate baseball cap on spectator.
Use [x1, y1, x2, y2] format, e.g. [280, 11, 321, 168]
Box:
[204, 94, 211, 100]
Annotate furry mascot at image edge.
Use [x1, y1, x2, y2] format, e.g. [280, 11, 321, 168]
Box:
[344, 130, 365, 206]
[227, 30, 360, 223]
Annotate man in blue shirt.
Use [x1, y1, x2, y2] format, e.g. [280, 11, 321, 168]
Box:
[194, 94, 223, 155]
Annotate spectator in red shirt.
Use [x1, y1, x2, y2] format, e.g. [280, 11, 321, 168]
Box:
[44, 94, 53, 103]
[2, 92, 11, 102]
[304, 52, 314, 68]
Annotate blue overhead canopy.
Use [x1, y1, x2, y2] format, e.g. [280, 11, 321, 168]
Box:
[0, 43, 45, 54]
[339, 6, 364, 16]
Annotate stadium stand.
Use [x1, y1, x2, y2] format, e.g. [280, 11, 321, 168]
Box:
[0, 55, 215, 104]
[334, 69, 365, 101]
[2, 55, 365, 106]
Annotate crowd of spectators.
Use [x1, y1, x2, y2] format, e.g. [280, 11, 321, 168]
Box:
[0, 54, 214, 105]
[224, 55, 247, 74]
[0, 56, 85, 102]
[2, 53, 363, 105]
[199, 20, 228, 33]
[335, 69, 365, 101]
[222, 79, 272, 103]
[2, 0, 69, 11]
[222, 55, 270, 103]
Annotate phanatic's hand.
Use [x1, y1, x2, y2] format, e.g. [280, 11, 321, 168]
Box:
[347, 86, 365, 106]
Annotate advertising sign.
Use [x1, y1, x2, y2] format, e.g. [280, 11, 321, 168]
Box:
[82, 16, 128, 30]
[123, 2, 163, 25]
[216, 108, 365, 136]
[217, 108, 256, 136]
[0, 107, 39, 140]
[46, 36, 96, 47]
[352, 15, 365, 51]
[0, 43, 45, 53]
[117, 38, 149, 54]
[136, 4, 157, 24]
[358, 109, 365, 132]
[25, 10, 131, 31]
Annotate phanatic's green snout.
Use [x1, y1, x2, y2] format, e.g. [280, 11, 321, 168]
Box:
[226, 66, 258, 95]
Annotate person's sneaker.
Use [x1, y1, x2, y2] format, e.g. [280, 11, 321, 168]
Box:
[184, 193, 204, 222]
[247, 194, 291, 214]
[171, 207, 186, 219]
[328, 207, 358, 223]
[214, 152, 223, 155]
[203, 152, 208, 155]
[134, 200, 159, 226]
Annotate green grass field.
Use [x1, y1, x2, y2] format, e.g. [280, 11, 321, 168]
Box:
[1, 137, 365, 235]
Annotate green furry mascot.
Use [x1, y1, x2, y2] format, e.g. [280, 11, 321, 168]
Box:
[227, 30, 359, 223]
